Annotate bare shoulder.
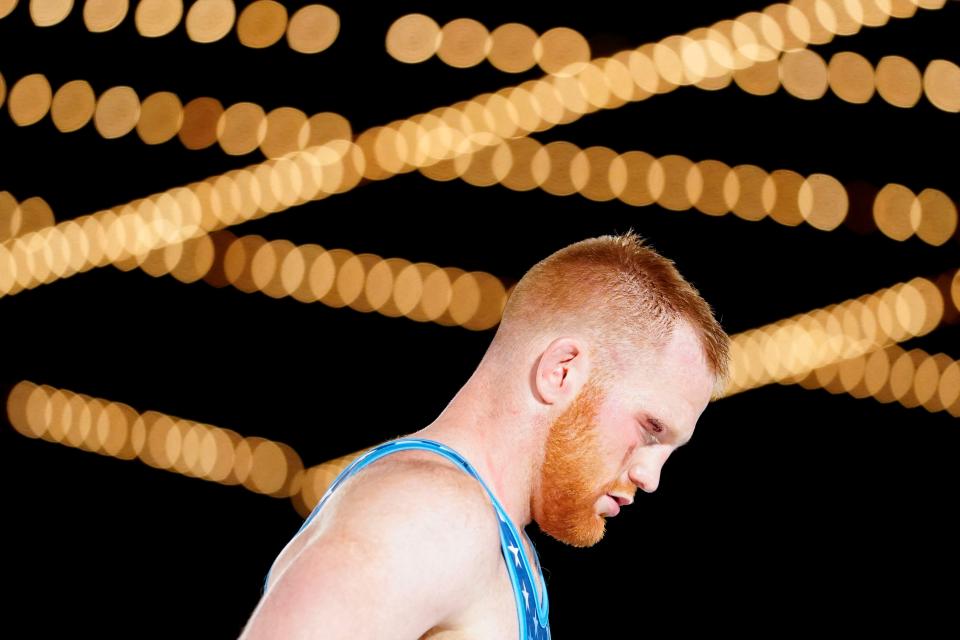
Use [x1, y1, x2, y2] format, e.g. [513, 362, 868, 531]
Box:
[312, 450, 503, 568]
[242, 450, 504, 639]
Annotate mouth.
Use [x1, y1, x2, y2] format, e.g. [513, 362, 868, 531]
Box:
[603, 494, 621, 517]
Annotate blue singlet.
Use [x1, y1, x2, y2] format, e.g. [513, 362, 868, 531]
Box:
[264, 437, 551, 640]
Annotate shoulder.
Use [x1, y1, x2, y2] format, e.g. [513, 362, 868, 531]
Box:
[243, 452, 506, 638]
[316, 450, 503, 562]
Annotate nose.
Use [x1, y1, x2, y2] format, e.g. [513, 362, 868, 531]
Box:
[628, 457, 665, 493]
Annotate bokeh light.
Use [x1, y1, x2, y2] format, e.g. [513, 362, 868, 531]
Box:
[93, 85, 140, 139]
[780, 49, 828, 100]
[875, 54, 922, 108]
[236, 0, 286, 49]
[386, 13, 440, 64]
[534, 27, 590, 76]
[8, 73, 52, 126]
[438, 18, 489, 69]
[83, 0, 128, 33]
[179, 96, 222, 150]
[923, 59, 960, 112]
[134, 0, 182, 37]
[488, 23, 537, 73]
[137, 91, 183, 145]
[30, 0, 72, 27]
[827, 51, 875, 103]
[51, 79, 96, 133]
[185, 0, 235, 44]
[286, 4, 339, 54]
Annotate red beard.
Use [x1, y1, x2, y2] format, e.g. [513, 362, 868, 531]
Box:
[535, 376, 611, 547]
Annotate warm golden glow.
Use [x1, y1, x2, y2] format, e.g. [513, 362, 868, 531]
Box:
[8, 73, 52, 127]
[50, 79, 96, 133]
[940, 361, 960, 417]
[798, 173, 848, 231]
[217, 102, 266, 155]
[386, 13, 440, 64]
[137, 91, 183, 145]
[827, 51, 875, 103]
[83, 0, 128, 32]
[179, 96, 222, 150]
[16, 196, 55, 235]
[488, 23, 537, 73]
[492, 137, 539, 192]
[767, 169, 805, 226]
[722, 271, 953, 399]
[185, 0, 235, 44]
[0, 191, 18, 242]
[571, 146, 618, 203]
[923, 59, 960, 112]
[438, 18, 489, 69]
[780, 49, 829, 100]
[609, 151, 660, 207]
[655, 155, 700, 212]
[94, 85, 140, 139]
[875, 55, 922, 108]
[733, 58, 780, 95]
[533, 141, 579, 196]
[692, 159, 734, 216]
[304, 111, 352, 147]
[261, 107, 308, 158]
[873, 183, 918, 241]
[914, 188, 958, 246]
[0, 0, 18, 20]
[534, 27, 589, 76]
[728, 164, 772, 221]
[30, 0, 72, 26]
[134, 0, 181, 37]
[237, 0, 286, 49]
[286, 4, 339, 54]
[6, 382, 309, 494]
[952, 270, 960, 313]
[249, 239, 290, 298]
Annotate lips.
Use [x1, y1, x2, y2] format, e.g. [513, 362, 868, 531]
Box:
[603, 494, 620, 517]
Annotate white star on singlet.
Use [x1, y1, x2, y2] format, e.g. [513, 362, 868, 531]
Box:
[507, 543, 521, 567]
[522, 583, 530, 609]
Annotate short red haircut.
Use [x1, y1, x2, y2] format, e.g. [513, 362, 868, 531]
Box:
[494, 230, 729, 392]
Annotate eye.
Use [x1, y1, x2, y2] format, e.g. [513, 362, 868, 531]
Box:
[639, 421, 661, 445]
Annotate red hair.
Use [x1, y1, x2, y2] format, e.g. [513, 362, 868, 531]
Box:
[495, 230, 729, 391]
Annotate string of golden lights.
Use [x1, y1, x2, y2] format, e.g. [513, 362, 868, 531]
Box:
[0, 139, 367, 297]
[0, 0, 340, 54]
[384, 9, 960, 116]
[722, 269, 960, 396]
[416, 136, 958, 246]
[798, 342, 960, 416]
[1, 1, 949, 300]
[386, 14, 590, 76]
[5, 380, 305, 497]
[0, 69, 352, 158]
[125, 229, 510, 331]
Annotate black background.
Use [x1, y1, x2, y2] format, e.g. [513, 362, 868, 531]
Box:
[2, 1, 958, 637]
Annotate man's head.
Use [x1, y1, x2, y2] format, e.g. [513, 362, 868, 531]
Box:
[486, 231, 729, 546]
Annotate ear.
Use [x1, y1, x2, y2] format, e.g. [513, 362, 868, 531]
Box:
[534, 337, 590, 405]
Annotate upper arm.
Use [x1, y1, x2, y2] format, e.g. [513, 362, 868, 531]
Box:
[239, 462, 501, 640]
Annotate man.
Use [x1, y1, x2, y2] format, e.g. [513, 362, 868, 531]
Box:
[239, 231, 729, 639]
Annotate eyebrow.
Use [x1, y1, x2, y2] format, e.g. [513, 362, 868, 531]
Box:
[649, 417, 691, 448]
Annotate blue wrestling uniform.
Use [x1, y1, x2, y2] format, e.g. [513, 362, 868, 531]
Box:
[264, 437, 551, 640]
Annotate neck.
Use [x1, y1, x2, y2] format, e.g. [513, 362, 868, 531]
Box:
[409, 368, 546, 532]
